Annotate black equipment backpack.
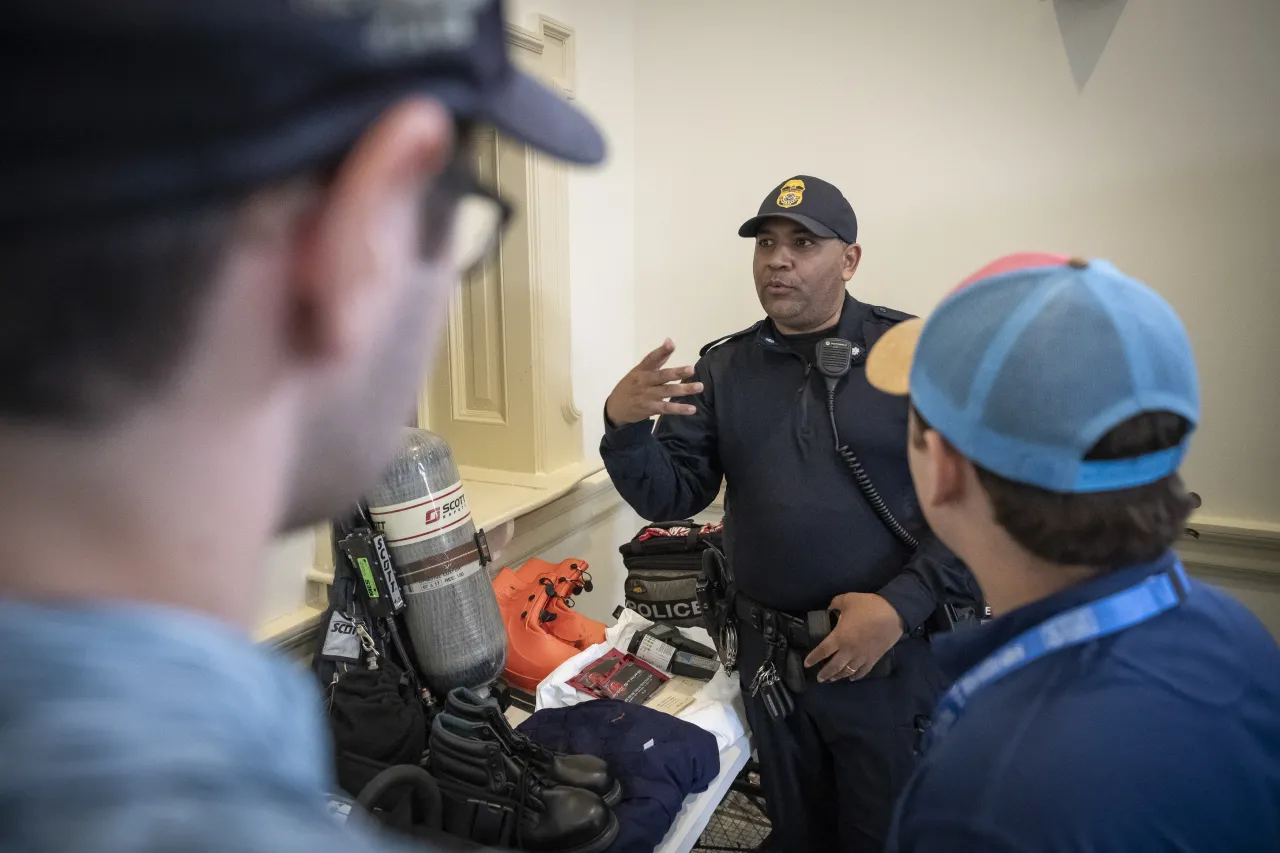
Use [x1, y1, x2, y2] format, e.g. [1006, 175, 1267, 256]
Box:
[617, 519, 723, 628]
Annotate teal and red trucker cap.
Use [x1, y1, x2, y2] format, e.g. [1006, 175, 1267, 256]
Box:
[865, 253, 1200, 493]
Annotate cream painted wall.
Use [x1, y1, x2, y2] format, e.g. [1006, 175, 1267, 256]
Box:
[1199, 571, 1280, 637]
[632, 0, 1280, 526]
[508, 0, 637, 462]
[258, 529, 317, 627]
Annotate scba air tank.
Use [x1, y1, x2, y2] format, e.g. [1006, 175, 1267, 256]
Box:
[366, 428, 506, 695]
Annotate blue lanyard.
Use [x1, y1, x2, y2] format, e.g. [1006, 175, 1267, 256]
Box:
[926, 561, 1190, 749]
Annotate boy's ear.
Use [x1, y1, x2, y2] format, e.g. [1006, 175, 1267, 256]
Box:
[923, 429, 971, 507]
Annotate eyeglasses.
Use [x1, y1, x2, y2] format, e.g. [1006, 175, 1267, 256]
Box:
[434, 161, 513, 277]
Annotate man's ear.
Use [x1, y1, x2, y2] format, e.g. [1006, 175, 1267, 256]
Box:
[841, 242, 862, 282]
[290, 98, 456, 365]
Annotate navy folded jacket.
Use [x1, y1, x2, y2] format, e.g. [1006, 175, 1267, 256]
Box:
[518, 701, 720, 853]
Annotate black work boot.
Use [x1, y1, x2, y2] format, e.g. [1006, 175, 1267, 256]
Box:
[446, 686, 622, 807]
[429, 715, 619, 853]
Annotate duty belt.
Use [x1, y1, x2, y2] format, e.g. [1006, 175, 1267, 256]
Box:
[735, 592, 934, 692]
[727, 590, 982, 723]
[733, 594, 930, 648]
[733, 595, 826, 652]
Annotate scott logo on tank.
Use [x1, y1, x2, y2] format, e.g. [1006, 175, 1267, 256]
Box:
[425, 495, 467, 525]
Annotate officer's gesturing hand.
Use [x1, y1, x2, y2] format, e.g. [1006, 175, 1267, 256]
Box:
[605, 339, 705, 428]
[804, 593, 905, 683]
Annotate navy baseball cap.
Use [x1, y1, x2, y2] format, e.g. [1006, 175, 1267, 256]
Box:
[738, 175, 858, 244]
[866, 253, 1200, 493]
[0, 0, 605, 232]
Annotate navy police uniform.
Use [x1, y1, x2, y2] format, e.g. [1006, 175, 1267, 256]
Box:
[600, 291, 977, 852]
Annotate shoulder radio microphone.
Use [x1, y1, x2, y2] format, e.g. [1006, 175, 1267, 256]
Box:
[815, 337, 919, 551]
[815, 337, 864, 392]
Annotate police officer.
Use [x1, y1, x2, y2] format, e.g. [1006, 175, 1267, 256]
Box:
[600, 176, 976, 853]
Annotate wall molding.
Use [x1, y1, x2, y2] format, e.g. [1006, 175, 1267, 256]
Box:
[493, 473, 623, 571]
[447, 127, 509, 426]
[537, 16, 577, 100]
[504, 22, 544, 55]
[709, 496, 1279, 585]
[1178, 519, 1280, 584]
[260, 609, 325, 657]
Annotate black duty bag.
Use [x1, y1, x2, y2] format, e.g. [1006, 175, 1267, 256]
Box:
[328, 662, 428, 798]
[618, 520, 723, 628]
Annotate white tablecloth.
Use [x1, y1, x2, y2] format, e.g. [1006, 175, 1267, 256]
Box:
[534, 609, 747, 751]
[527, 609, 753, 853]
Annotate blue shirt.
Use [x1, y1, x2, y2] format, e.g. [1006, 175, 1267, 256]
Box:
[886, 551, 1280, 853]
[0, 601, 424, 853]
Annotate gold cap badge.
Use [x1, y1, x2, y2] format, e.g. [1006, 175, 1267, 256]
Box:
[776, 179, 805, 209]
